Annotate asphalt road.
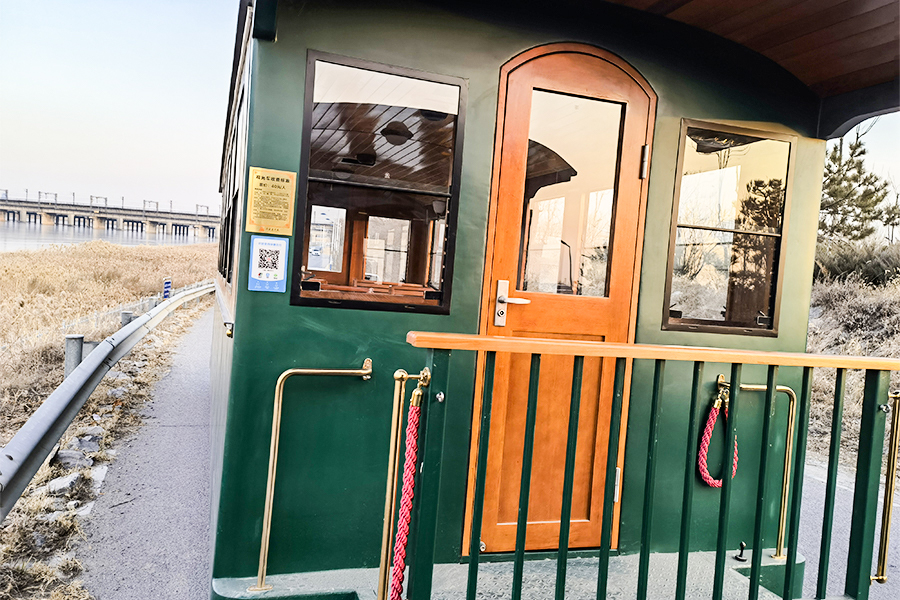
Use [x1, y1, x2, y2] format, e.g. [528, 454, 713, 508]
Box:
[798, 458, 899, 599]
[79, 308, 213, 600]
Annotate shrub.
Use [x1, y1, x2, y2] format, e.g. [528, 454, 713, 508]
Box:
[814, 239, 900, 285]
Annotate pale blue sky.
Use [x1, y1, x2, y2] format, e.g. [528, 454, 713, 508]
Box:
[0, 1, 897, 215]
[0, 0, 237, 213]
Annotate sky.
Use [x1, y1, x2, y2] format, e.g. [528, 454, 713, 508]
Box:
[0, 1, 897, 217]
[0, 0, 238, 214]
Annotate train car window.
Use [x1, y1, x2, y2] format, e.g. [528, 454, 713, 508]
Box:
[663, 120, 796, 336]
[291, 54, 466, 313]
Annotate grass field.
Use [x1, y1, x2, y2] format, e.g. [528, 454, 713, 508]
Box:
[807, 277, 900, 467]
[0, 241, 216, 446]
[0, 241, 216, 599]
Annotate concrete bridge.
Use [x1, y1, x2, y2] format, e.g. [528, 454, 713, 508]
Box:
[0, 197, 219, 238]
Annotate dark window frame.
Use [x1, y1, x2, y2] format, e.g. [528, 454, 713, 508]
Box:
[662, 119, 797, 337]
[289, 50, 467, 314]
[218, 86, 247, 286]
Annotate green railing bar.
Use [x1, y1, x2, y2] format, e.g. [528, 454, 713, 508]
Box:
[636, 359, 666, 600]
[511, 354, 542, 600]
[466, 351, 496, 600]
[749, 365, 779, 600]
[405, 348, 450, 600]
[816, 368, 846, 600]
[783, 367, 813, 600]
[555, 355, 585, 600]
[844, 369, 890, 600]
[675, 361, 705, 600]
[597, 357, 627, 599]
[713, 363, 742, 600]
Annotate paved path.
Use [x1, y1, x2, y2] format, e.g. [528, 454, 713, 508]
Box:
[79, 308, 213, 600]
[798, 458, 899, 599]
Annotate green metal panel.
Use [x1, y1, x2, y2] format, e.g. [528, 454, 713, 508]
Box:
[208, 0, 829, 586]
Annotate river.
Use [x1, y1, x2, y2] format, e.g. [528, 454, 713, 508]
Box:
[0, 220, 217, 252]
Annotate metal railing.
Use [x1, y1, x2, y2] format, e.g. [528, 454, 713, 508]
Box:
[249, 359, 374, 593]
[0, 283, 215, 521]
[398, 332, 900, 600]
[0, 279, 215, 358]
[716, 374, 798, 560]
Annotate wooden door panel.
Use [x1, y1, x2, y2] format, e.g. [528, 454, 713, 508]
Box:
[483, 350, 613, 551]
[468, 44, 656, 555]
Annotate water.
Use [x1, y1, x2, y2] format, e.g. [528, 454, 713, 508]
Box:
[0, 220, 217, 252]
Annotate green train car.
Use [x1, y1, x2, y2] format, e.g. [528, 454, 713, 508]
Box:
[209, 1, 899, 598]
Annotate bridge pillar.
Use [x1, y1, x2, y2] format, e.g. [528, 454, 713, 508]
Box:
[41, 212, 54, 226]
[146, 222, 158, 235]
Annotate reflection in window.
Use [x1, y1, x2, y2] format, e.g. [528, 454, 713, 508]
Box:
[666, 123, 792, 332]
[308, 206, 346, 272]
[294, 57, 463, 310]
[519, 90, 622, 297]
[365, 216, 409, 284]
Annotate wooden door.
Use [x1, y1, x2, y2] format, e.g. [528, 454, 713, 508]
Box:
[470, 44, 656, 553]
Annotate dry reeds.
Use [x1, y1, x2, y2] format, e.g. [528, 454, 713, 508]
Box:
[0, 238, 216, 599]
[0, 241, 216, 446]
[807, 276, 900, 468]
[0, 240, 216, 348]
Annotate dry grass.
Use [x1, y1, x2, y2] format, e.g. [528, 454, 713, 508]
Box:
[0, 240, 215, 345]
[0, 296, 214, 599]
[806, 276, 900, 469]
[0, 241, 216, 446]
[0, 241, 216, 599]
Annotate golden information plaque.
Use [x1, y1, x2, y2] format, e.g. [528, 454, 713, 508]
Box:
[246, 167, 297, 235]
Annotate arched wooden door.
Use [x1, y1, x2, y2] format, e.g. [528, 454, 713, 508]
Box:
[468, 44, 656, 553]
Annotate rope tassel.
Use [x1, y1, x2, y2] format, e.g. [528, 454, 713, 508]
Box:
[389, 390, 422, 600]
[698, 394, 738, 488]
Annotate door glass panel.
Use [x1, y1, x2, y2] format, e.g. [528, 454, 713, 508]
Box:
[518, 90, 623, 296]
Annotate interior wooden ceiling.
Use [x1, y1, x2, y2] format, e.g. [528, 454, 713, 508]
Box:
[602, 0, 899, 98]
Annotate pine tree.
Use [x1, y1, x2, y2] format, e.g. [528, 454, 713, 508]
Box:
[880, 181, 900, 243]
[819, 125, 888, 241]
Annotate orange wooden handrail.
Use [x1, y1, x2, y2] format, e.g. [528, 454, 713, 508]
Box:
[406, 332, 900, 371]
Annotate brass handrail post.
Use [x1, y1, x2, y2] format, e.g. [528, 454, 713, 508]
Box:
[377, 367, 430, 600]
[716, 374, 797, 559]
[248, 358, 373, 594]
[872, 390, 900, 584]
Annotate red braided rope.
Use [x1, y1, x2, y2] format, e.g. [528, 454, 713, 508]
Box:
[698, 404, 738, 488]
[389, 404, 421, 600]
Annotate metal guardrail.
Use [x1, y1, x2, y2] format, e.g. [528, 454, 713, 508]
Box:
[0, 283, 215, 521]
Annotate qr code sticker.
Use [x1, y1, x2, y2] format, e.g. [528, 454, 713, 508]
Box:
[257, 248, 280, 270]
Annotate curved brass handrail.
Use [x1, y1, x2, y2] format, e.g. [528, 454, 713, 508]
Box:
[872, 390, 900, 584]
[716, 374, 797, 560]
[248, 359, 373, 593]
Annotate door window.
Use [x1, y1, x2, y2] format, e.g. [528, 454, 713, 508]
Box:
[519, 90, 623, 297]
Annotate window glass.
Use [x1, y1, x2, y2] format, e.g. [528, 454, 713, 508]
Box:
[518, 90, 622, 297]
[666, 123, 792, 332]
[294, 58, 463, 311]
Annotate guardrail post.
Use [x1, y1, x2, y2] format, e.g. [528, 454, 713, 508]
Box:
[121, 311, 134, 326]
[64, 334, 84, 378]
[406, 348, 450, 600]
[845, 369, 890, 600]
